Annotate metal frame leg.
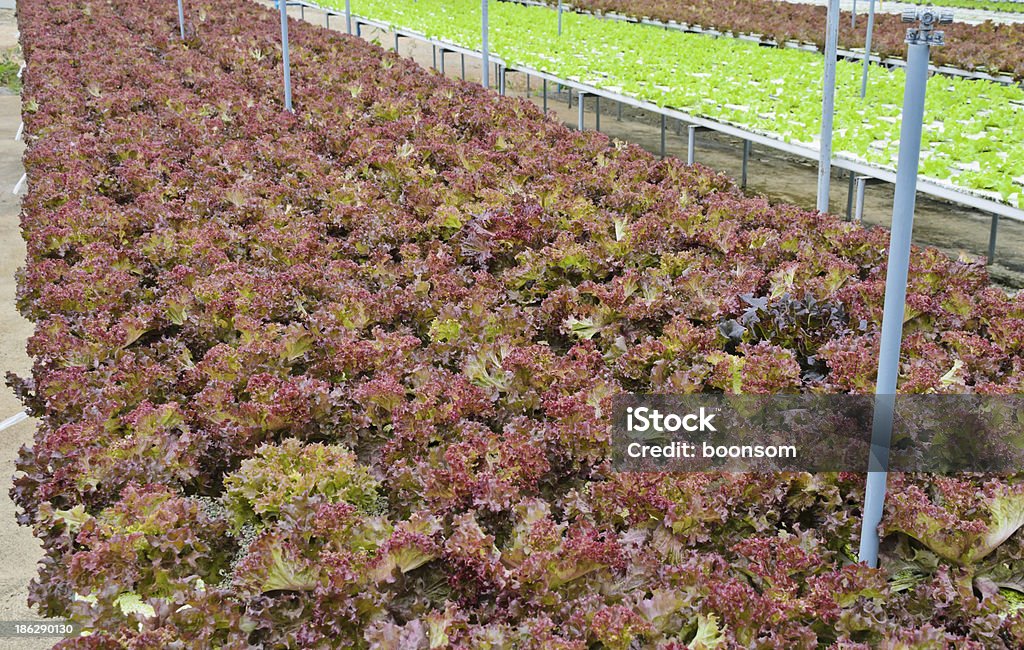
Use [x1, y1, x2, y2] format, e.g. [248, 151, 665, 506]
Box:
[845, 171, 856, 220]
[543, 79, 548, 113]
[988, 214, 999, 265]
[499, 66, 506, 95]
[617, 102, 622, 121]
[461, 54, 465, 80]
[432, 45, 437, 70]
[595, 96, 600, 132]
[439, 50, 446, 75]
[687, 124, 697, 165]
[578, 92, 585, 130]
[660, 114, 666, 159]
[741, 140, 751, 189]
[526, 74, 530, 97]
[851, 177, 868, 222]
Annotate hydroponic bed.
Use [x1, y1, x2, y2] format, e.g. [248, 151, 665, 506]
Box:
[9, 0, 1024, 646]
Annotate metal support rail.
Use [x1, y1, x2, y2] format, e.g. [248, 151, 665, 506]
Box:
[500, 0, 1022, 87]
[291, 2, 1024, 238]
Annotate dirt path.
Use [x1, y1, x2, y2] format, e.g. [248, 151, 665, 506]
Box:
[0, 7, 50, 649]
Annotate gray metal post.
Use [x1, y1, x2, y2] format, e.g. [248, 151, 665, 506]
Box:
[279, 0, 293, 112]
[595, 96, 600, 132]
[687, 124, 698, 164]
[325, 12, 330, 28]
[177, 0, 185, 39]
[852, 0, 857, 28]
[526, 74, 530, 97]
[543, 79, 548, 112]
[440, 50, 446, 75]
[845, 171, 856, 219]
[817, 0, 840, 213]
[742, 140, 751, 189]
[988, 214, 999, 265]
[345, 0, 352, 34]
[500, 66, 506, 95]
[481, 1, 490, 89]
[578, 92, 585, 130]
[861, 0, 877, 98]
[432, 45, 437, 70]
[660, 114, 666, 159]
[858, 9, 951, 569]
[854, 175, 868, 222]
[558, 0, 563, 35]
[617, 102, 622, 121]
[461, 54, 466, 80]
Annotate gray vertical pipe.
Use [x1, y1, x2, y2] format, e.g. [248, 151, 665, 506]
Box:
[543, 79, 548, 113]
[660, 114, 666, 159]
[177, 0, 185, 40]
[687, 124, 697, 164]
[346, 0, 352, 34]
[481, 0, 490, 89]
[595, 96, 600, 131]
[852, 0, 857, 28]
[578, 93, 585, 130]
[858, 36, 933, 569]
[817, 0, 840, 213]
[988, 214, 999, 264]
[741, 140, 751, 189]
[558, 0, 563, 35]
[861, 0, 876, 98]
[279, 0, 293, 112]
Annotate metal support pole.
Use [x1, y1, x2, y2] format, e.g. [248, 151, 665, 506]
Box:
[859, 10, 950, 569]
[482, 0, 490, 89]
[500, 66, 506, 95]
[742, 140, 751, 189]
[568, 88, 572, 108]
[325, 12, 330, 28]
[617, 101, 622, 121]
[356, 22, 361, 37]
[395, 33, 400, 52]
[461, 54, 466, 80]
[526, 74, 530, 97]
[279, 0, 293, 112]
[558, 0, 563, 35]
[988, 214, 999, 265]
[687, 124, 698, 165]
[543, 79, 548, 112]
[440, 50, 446, 75]
[660, 114, 666, 159]
[861, 0, 877, 98]
[845, 171, 856, 220]
[854, 176, 868, 222]
[817, 0, 840, 213]
[432, 45, 437, 70]
[177, 0, 185, 40]
[345, 0, 352, 34]
[578, 92, 585, 130]
[595, 96, 600, 132]
[852, 0, 857, 28]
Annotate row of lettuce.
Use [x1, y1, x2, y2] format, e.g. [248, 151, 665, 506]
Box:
[334, 0, 1024, 207]
[13, 0, 1024, 646]
[522, 0, 1024, 74]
